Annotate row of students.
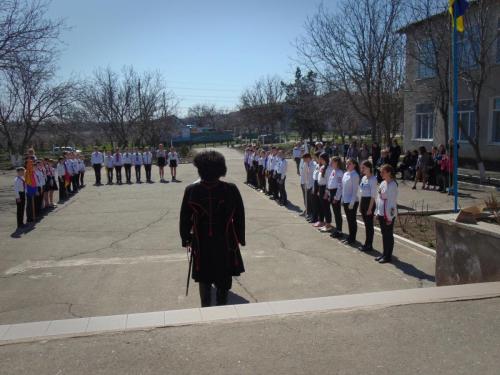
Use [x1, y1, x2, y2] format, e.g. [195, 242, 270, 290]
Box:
[14, 151, 85, 229]
[244, 146, 288, 206]
[90, 145, 180, 185]
[300, 152, 399, 264]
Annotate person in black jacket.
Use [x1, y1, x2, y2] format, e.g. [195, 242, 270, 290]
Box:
[180, 151, 246, 307]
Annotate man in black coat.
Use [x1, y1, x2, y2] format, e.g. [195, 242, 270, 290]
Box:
[180, 151, 246, 307]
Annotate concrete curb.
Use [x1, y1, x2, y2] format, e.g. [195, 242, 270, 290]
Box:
[1, 282, 498, 345]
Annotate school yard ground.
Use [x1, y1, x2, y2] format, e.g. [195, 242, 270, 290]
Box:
[0, 147, 499, 374]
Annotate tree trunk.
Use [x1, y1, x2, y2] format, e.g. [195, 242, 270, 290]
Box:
[472, 144, 486, 184]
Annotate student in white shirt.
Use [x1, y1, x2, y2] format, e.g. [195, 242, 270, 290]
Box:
[276, 149, 288, 206]
[78, 155, 86, 188]
[317, 153, 333, 231]
[70, 153, 79, 193]
[132, 148, 143, 183]
[156, 144, 167, 183]
[327, 156, 344, 238]
[113, 148, 123, 184]
[267, 147, 278, 197]
[292, 143, 302, 175]
[14, 167, 26, 229]
[34, 160, 45, 216]
[375, 164, 399, 264]
[300, 153, 315, 221]
[122, 147, 133, 184]
[104, 150, 114, 185]
[57, 157, 67, 201]
[168, 146, 180, 182]
[44, 158, 58, 208]
[359, 160, 378, 251]
[91, 146, 104, 186]
[341, 158, 360, 245]
[142, 147, 153, 183]
[257, 149, 266, 192]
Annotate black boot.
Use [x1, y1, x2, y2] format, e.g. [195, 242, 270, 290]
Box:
[199, 283, 212, 307]
[216, 288, 229, 306]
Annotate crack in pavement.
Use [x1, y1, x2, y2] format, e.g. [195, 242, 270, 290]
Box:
[54, 209, 171, 261]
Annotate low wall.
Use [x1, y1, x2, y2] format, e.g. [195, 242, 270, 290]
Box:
[432, 213, 500, 286]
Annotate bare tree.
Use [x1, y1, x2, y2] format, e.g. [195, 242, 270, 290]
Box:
[0, 0, 63, 70]
[239, 75, 284, 135]
[459, 0, 498, 182]
[297, 0, 404, 143]
[0, 57, 73, 165]
[186, 104, 220, 128]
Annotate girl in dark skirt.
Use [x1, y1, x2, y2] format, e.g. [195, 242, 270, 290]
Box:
[44, 158, 58, 208]
[157, 144, 167, 183]
[168, 146, 180, 182]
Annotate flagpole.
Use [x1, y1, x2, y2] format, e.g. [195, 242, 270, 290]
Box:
[452, 13, 459, 213]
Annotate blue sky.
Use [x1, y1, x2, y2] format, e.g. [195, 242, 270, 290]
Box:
[48, 0, 329, 115]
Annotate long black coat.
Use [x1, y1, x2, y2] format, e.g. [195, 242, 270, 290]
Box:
[180, 180, 245, 285]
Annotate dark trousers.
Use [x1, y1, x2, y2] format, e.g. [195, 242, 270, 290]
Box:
[319, 185, 331, 223]
[294, 157, 301, 175]
[360, 197, 374, 248]
[26, 194, 35, 222]
[278, 177, 287, 204]
[71, 175, 79, 192]
[199, 281, 230, 307]
[311, 181, 320, 222]
[124, 164, 132, 183]
[106, 167, 113, 184]
[135, 165, 141, 182]
[245, 164, 250, 183]
[267, 174, 274, 195]
[329, 189, 343, 232]
[115, 166, 122, 183]
[305, 188, 314, 217]
[93, 164, 102, 185]
[17, 192, 25, 227]
[144, 164, 152, 182]
[378, 216, 395, 259]
[58, 177, 66, 201]
[343, 201, 359, 242]
[35, 187, 42, 216]
[272, 176, 279, 200]
[79, 172, 84, 187]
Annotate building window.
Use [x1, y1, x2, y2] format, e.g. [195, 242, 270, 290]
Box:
[458, 26, 480, 70]
[415, 103, 434, 140]
[417, 39, 436, 79]
[492, 98, 500, 143]
[458, 100, 476, 141]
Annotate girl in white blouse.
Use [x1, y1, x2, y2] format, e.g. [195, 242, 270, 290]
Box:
[327, 156, 344, 238]
[359, 160, 378, 251]
[341, 158, 360, 245]
[375, 164, 399, 263]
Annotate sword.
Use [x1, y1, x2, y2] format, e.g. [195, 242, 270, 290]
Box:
[185, 245, 193, 296]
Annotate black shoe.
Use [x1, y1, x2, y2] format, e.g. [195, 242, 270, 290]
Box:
[378, 257, 391, 264]
[374, 255, 384, 261]
[330, 231, 342, 238]
[359, 245, 373, 252]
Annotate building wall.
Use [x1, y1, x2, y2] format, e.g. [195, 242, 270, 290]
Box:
[402, 3, 500, 165]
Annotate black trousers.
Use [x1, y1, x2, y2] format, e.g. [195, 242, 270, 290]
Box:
[144, 164, 152, 182]
[17, 192, 25, 227]
[106, 167, 113, 184]
[319, 185, 331, 223]
[115, 166, 122, 183]
[71, 175, 79, 192]
[360, 197, 374, 248]
[26, 194, 35, 222]
[79, 172, 84, 187]
[378, 216, 395, 259]
[272, 176, 280, 200]
[124, 164, 132, 183]
[305, 187, 314, 217]
[311, 181, 320, 222]
[294, 157, 301, 175]
[278, 177, 287, 204]
[58, 177, 66, 201]
[267, 174, 274, 196]
[198, 280, 231, 307]
[135, 165, 141, 182]
[343, 201, 359, 242]
[329, 189, 343, 232]
[245, 164, 250, 183]
[35, 187, 42, 216]
[93, 164, 102, 185]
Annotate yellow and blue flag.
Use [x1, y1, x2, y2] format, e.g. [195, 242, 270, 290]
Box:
[449, 0, 469, 33]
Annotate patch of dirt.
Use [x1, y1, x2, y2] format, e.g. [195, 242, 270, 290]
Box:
[393, 215, 436, 249]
